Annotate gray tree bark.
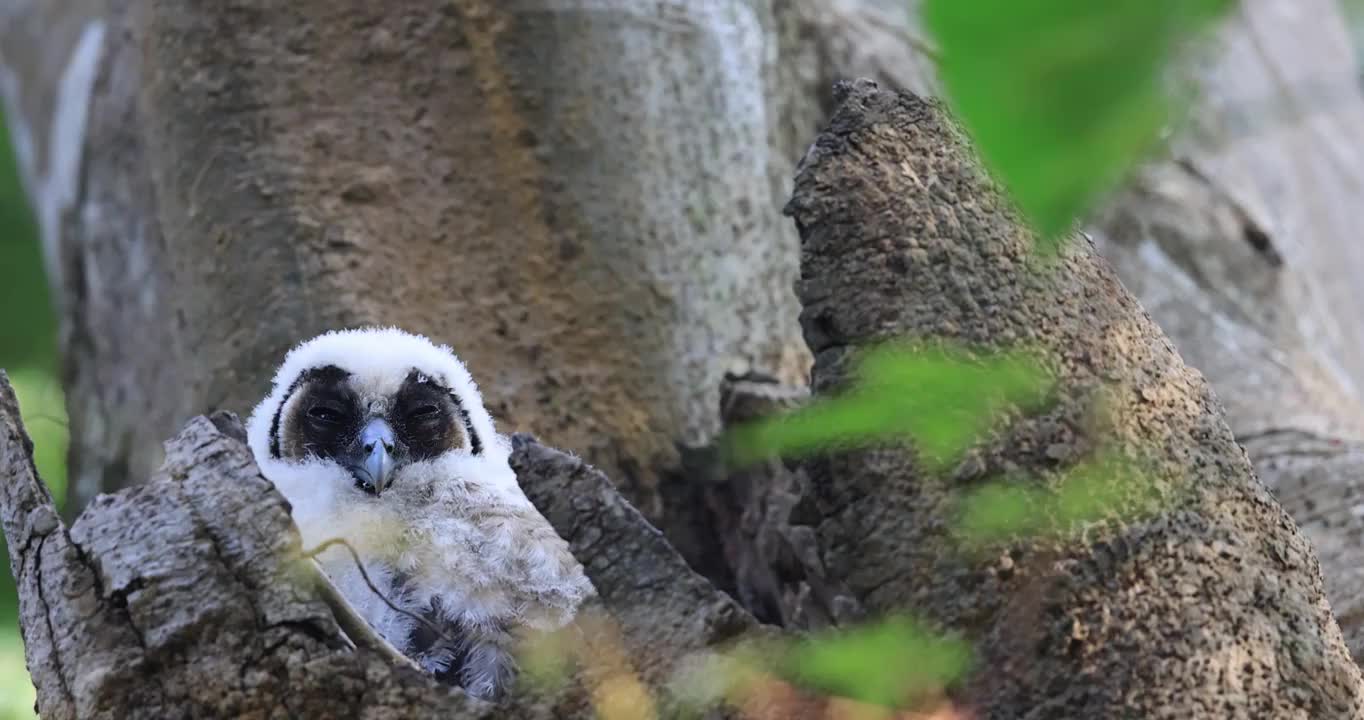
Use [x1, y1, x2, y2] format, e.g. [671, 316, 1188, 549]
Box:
[0, 0, 171, 513]
[7, 79, 1364, 720]
[0, 377, 760, 719]
[0, 0, 817, 543]
[0, 0, 947, 615]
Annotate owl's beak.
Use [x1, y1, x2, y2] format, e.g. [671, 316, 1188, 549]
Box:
[354, 417, 397, 496]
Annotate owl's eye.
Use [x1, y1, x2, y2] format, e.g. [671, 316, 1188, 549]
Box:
[409, 404, 440, 420]
[308, 406, 344, 425]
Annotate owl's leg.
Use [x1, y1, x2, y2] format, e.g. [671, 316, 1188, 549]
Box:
[413, 641, 461, 677]
[456, 620, 518, 702]
[402, 590, 518, 701]
[400, 593, 467, 680]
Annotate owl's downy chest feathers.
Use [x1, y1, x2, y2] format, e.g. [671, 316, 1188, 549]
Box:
[375, 449, 593, 631]
[268, 448, 594, 637]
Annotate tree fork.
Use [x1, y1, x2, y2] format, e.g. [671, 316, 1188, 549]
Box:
[0, 374, 761, 719]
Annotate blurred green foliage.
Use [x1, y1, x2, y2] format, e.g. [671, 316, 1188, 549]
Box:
[726, 343, 1053, 470]
[0, 628, 35, 720]
[1341, 0, 1364, 76]
[1, 110, 64, 720]
[721, 340, 1169, 710]
[924, 0, 1235, 249]
[779, 616, 971, 709]
[0, 122, 56, 370]
[955, 451, 1160, 547]
[518, 627, 575, 692]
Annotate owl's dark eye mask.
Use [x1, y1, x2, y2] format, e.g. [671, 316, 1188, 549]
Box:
[397, 369, 485, 456]
[296, 387, 362, 458]
[307, 403, 348, 425]
[269, 364, 353, 459]
[394, 371, 463, 461]
[270, 362, 484, 477]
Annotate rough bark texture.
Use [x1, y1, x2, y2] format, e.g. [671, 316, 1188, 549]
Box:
[4, 0, 816, 539]
[10, 77, 1364, 719]
[0, 0, 951, 610]
[1084, 0, 1364, 660]
[667, 375, 863, 629]
[786, 80, 1364, 718]
[139, 0, 813, 520]
[9, 70, 1364, 718]
[0, 371, 758, 719]
[818, 0, 1364, 669]
[1, 378, 477, 719]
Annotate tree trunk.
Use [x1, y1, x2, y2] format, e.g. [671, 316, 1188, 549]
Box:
[3, 0, 815, 538]
[11, 0, 1364, 713]
[787, 79, 1364, 718]
[7, 79, 1363, 720]
[0, 0, 175, 513]
[1084, 0, 1364, 661]
[824, 0, 1364, 667]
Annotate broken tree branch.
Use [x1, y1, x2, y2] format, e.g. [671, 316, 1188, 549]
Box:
[785, 79, 1364, 718]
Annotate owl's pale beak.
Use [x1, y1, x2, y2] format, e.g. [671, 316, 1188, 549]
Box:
[356, 417, 397, 496]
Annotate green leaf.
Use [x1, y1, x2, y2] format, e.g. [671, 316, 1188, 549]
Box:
[956, 452, 1161, 545]
[781, 616, 971, 708]
[516, 628, 575, 691]
[924, 0, 1236, 249]
[955, 481, 1037, 539]
[726, 343, 1052, 469]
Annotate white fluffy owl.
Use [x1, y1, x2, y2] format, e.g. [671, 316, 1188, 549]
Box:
[245, 327, 595, 700]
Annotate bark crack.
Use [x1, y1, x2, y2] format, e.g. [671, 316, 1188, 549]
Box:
[64, 528, 175, 705]
[15, 524, 41, 577]
[1173, 157, 1283, 268]
[31, 532, 75, 707]
[177, 480, 266, 630]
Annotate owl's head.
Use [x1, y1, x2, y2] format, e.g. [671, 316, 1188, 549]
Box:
[245, 327, 505, 497]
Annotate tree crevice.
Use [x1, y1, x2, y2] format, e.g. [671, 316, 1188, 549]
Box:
[30, 533, 76, 708]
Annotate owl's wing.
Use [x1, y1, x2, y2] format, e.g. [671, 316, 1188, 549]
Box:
[506, 513, 597, 629]
[398, 454, 597, 629]
[388, 450, 595, 700]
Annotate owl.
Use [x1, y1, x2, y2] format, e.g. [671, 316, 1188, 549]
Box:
[245, 327, 595, 700]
